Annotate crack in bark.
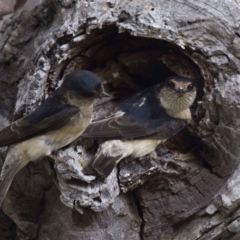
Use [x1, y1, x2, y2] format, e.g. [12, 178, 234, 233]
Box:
[194, 184, 206, 198]
[131, 190, 144, 240]
[196, 221, 224, 240]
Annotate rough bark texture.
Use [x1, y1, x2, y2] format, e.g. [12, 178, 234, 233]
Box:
[1, 0, 240, 239]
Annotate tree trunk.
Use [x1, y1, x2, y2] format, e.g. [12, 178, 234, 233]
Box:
[1, 0, 240, 239]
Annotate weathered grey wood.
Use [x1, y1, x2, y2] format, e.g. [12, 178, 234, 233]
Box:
[1, 0, 240, 239]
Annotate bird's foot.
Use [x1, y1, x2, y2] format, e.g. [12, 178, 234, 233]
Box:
[160, 158, 182, 169]
[149, 151, 182, 170]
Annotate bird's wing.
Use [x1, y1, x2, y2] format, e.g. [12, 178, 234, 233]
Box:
[0, 162, 22, 207]
[82, 112, 188, 140]
[0, 148, 25, 207]
[0, 102, 80, 147]
[83, 83, 189, 140]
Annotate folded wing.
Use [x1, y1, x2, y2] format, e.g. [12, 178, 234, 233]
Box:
[82, 111, 188, 140]
[0, 99, 79, 147]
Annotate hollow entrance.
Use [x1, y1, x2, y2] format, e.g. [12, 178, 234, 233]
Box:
[64, 26, 205, 155]
[66, 26, 204, 97]
[54, 26, 213, 211]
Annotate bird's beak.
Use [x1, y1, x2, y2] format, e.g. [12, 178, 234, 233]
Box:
[176, 88, 184, 93]
[100, 91, 111, 98]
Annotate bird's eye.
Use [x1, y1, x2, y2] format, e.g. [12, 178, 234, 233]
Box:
[187, 84, 194, 91]
[167, 80, 175, 88]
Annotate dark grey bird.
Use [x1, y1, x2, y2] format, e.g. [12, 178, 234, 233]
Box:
[0, 70, 105, 206]
[82, 76, 197, 178]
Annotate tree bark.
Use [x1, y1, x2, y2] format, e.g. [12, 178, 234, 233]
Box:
[1, 0, 240, 239]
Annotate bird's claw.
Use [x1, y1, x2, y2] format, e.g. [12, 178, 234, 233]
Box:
[160, 158, 181, 169]
[150, 154, 182, 170]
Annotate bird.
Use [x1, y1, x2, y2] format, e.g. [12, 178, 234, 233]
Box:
[82, 76, 197, 178]
[0, 70, 106, 206]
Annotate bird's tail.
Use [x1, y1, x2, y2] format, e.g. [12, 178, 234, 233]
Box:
[0, 165, 21, 207]
[83, 150, 121, 178]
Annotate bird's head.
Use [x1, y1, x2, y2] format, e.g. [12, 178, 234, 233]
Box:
[160, 76, 196, 112]
[61, 70, 105, 101]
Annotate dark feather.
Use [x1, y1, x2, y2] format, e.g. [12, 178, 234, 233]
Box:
[83, 150, 120, 178]
[0, 163, 22, 207]
[0, 88, 79, 147]
[82, 85, 188, 140]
